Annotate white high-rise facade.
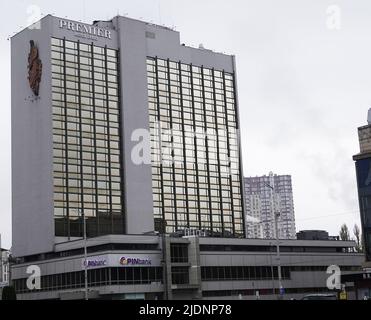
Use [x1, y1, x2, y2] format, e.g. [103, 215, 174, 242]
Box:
[244, 172, 296, 239]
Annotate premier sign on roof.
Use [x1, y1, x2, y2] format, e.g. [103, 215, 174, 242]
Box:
[59, 19, 112, 39]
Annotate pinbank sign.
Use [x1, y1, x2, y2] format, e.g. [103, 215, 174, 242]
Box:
[82, 256, 108, 269]
[120, 256, 152, 266]
[59, 19, 112, 39]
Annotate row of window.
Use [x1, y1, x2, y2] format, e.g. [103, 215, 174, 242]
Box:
[202, 287, 333, 297]
[53, 98, 119, 109]
[199, 244, 354, 253]
[55, 215, 124, 237]
[51, 38, 117, 55]
[51, 84, 119, 101]
[14, 267, 163, 294]
[201, 265, 360, 281]
[51, 53, 117, 70]
[201, 266, 290, 281]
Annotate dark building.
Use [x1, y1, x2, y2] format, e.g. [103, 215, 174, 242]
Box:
[353, 112, 371, 265]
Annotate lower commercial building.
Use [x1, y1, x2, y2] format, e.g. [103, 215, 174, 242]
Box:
[296, 230, 339, 241]
[11, 235, 363, 300]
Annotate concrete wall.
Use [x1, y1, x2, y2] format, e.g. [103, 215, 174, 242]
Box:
[358, 125, 371, 153]
[142, 21, 234, 72]
[113, 17, 155, 235]
[11, 16, 55, 257]
[11, 15, 121, 258]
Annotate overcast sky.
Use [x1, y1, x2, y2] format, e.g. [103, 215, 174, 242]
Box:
[1, 0, 369, 249]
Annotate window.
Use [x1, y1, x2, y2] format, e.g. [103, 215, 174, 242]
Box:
[170, 244, 188, 263]
[171, 266, 189, 285]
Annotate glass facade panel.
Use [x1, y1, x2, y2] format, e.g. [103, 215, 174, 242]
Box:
[147, 57, 245, 237]
[51, 37, 124, 237]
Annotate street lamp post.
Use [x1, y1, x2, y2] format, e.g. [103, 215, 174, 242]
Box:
[7, 254, 16, 288]
[264, 181, 283, 299]
[274, 210, 283, 298]
[81, 211, 88, 301]
[269, 242, 275, 295]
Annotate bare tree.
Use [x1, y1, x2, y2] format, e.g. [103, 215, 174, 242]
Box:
[353, 224, 363, 253]
[339, 223, 350, 241]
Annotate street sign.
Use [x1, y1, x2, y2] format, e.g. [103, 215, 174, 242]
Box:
[255, 291, 260, 300]
[339, 291, 347, 300]
[280, 286, 285, 295]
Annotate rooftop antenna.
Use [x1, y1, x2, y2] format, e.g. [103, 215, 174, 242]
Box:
[367, 108, 371, 125]
[83, 0, 86, 22]
[158, 0, 162, 25]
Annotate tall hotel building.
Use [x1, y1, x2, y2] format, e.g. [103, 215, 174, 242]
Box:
[11, 15, 363, 300]
[12, 15, 245, 258]
[11, 14, 247, 299]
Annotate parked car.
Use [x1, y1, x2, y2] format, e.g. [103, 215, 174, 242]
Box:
[301, 294, 338, 300]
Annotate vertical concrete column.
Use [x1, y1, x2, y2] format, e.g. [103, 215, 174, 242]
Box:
[113, 17, 154, 234]
[162, 235, 173, 300]
[187, 236, 202, 299]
